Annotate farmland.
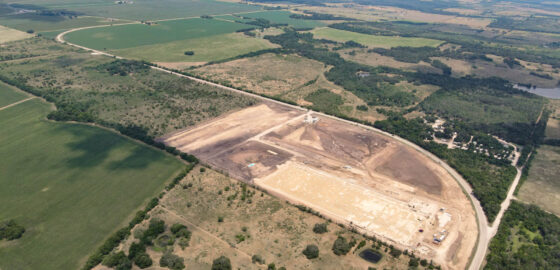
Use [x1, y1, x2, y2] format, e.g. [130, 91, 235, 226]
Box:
[0, 81, 29, 107]
[242, 10, 324, 29]
[310, 28, 443, 48]
[161, 103, 478, 270]
[0, 87, 183, 270]
[116, 33, 277, 63]
[0, 15, 130, 33]
[1, 0, 260, 21]
[64, 18, 254, 50]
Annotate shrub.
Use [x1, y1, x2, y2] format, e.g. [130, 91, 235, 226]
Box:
[218, 216, 224, 223]
[0, 220, 25, 240]
[134, 253, 153, 268]
[159, 252, 185, 270]
[184, 51, 195, 56]
[312, 223, 328, 234]
[267, 263, 276, 270]
[332, 236, 352, 255]
[128, 242, 145, 259]
[212, 256, 232, 270]
[389, 247, 402, 258]
[252, 254, 265, 264]
[356, 105, 368, 111]
[170, 224, 187, 234]
[102, 251, 132, 270]
[302, 244, 319, 259]
[145, 218, 165, 239]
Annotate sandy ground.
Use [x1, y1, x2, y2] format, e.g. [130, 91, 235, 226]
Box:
[161, 104, 477, 269]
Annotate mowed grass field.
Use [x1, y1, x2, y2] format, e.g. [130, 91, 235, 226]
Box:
[310, 27, 443, 48]
[518, 145, 560, 216]
[0, 89, 183, 269]
[0, 81, 29, 107]
[115, 32, 278, 63]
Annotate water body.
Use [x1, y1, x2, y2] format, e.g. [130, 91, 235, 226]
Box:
[514, 84, 560, 99]
[359, 249, 383, 263]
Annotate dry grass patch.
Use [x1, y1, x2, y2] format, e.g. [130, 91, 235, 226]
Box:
[134, 166, 413, 269]
[518, 145, 560, 216]
[0, 25, 32, 44]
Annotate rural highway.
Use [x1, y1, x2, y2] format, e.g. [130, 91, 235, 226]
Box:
[55, 25, 529, 270]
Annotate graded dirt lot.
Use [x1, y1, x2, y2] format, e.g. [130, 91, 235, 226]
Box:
[161, 103, 478, 269]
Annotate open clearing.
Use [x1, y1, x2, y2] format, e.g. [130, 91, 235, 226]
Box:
[117, 32, 277, 63]
[64, 18, 253, 51]
[0, 15, 130, 33]
[0, 87, 183, 270]
[0, 25, 31, 44]
[310, 28, 443, 48]
[518, 145, 560, 216]
[116, 166, 412, 269]
[161, 103, 477, 269]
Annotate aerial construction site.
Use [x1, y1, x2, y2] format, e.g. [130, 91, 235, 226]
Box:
[160, 102, 478, 270]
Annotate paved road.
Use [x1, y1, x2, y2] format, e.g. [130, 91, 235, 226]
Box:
[56, 27, 501, 269]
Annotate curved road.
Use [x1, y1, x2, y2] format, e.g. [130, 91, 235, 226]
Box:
[55, 25, 531, 270]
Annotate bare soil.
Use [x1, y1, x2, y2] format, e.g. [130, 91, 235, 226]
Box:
[160, 103, 478, 269]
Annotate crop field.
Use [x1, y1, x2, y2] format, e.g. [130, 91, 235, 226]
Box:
[242, 10, 324, 29]
[117, 166, 413, 269]
[116, 32, 278, 63]
[0, 81, 29, 107]
[518, 145, 560, 216]
[0, 38, 257, 136]
[161, 103, 478, 270]
[0, 25, 31, 43]
[64, 18, 252, 50]
[0, 88, 183, 270]
[310, 28, 443, 48]
[0, 15, 130, 33]
[2, 0, 260, 21]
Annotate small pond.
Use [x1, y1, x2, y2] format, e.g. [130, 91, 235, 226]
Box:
[359, 249, 383, 263]
[514, 84, 560, 99]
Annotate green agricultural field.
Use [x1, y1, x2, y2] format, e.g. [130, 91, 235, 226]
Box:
[0, 81, 28, 107]
[2, 0, 260, 21]
[0, 15, 130, 33]
[311, 28, 443, 48]
[0, 91, 183, 269]
[242, 10, 324, 29]
[64, 18, 253, 50]
[114, 32, 278, 63]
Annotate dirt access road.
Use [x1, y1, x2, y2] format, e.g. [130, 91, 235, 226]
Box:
[57, 26, 492, 269]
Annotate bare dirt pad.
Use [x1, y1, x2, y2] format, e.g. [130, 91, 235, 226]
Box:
[161, 104, 477, 269]
[0, 25, 32, 44]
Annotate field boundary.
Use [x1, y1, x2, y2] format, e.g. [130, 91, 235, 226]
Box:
[56, 29, 486, 269]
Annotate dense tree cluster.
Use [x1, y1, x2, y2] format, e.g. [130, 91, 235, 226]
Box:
[0, 220, 25, 240]
[485, 201, 560, 269]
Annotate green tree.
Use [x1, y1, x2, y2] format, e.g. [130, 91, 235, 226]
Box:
[212, 256, 232, 270]
[303, 244, 319, 259]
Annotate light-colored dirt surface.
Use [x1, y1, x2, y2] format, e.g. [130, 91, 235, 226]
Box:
[0, 25, 32, 44]
[161, 105, 477, 270]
